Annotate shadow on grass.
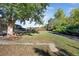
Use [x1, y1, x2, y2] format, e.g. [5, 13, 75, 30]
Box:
[53, 48, 73, 56]
[66, 44, 79, 50]
[22, 33, 33, 36]
[34, 48, 51, 56]
[33, 47, 73, 56]
[49, 31, 79, 41]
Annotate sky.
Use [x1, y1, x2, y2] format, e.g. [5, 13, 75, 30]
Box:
[15, 3, 79, 28]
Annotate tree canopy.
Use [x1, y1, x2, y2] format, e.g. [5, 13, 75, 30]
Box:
[46, 8, 79, 35]
[0, 3, 48, 24]
[0, 3, 48, 36]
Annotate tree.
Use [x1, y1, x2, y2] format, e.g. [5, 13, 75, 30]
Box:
[46, 18, 54, 31]
[46, 8, 79, 35]
[70, 8, 79, 25]
[65, 8, 79, 35]
[52, 8, 67, 32]
[0, 3, 48, 36]
[54, 8, 65, 19]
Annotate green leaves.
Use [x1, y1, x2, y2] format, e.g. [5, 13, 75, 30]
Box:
[54, 8, 65, 19]
[0, 3, 48, 24]
[51, 8, 66, 32]
[47, 8, 79, 35]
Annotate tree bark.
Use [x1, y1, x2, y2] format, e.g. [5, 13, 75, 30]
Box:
[0, 18, 3, 32]
[7, 17, 14, 36]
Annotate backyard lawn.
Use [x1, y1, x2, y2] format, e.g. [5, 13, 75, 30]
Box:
[0, 31, 79, 56]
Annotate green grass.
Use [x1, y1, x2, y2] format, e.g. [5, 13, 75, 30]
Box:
[15, 31, 79, 55]
[42, 31, 79, 56]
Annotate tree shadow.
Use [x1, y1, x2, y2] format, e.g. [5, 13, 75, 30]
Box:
[26, 28, 39, 34]
[25, 33, 33, 36]
[49, 31, 79, 41]
[33, 47, 73, 56]
[66, 44, 79, 50]
[34, 48, 51, 56]
[53, 48, 73, 56]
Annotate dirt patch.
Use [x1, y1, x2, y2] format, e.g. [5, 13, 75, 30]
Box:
[0, 45, 36, 56]
[0, 45, 51, 56]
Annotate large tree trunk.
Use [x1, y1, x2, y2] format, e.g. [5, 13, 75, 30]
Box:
[7, 23, 13, 36]
[0, 19, 2, 32]
[7, 17, 14, 36]
[0, 18, 3, 32]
